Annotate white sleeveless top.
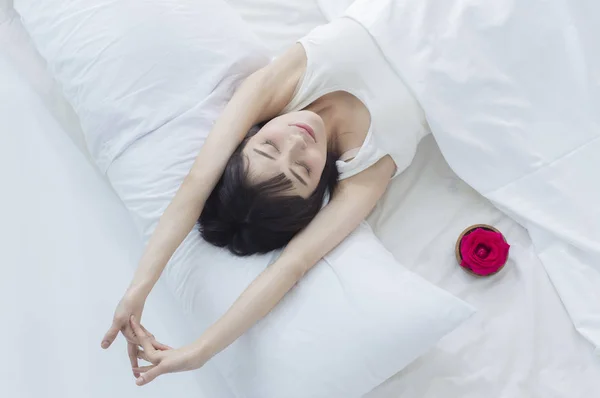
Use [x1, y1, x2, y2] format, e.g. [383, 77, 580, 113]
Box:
[281, 17, 429, 180]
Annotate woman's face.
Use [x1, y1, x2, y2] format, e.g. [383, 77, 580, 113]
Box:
[243, 111, 328, 198]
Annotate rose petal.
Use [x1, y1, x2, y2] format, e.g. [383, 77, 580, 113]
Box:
[460, 228, 510, 275]
[486, 247, 499, 262]
[469, 256, 489, 269]
[476, 247, 488, 258]
[470, 264, 498, 276]
[460, 233, 476, 261]
[476, 244, 491, 259]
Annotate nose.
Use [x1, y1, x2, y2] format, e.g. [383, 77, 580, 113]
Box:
[287, 132, 307, 154]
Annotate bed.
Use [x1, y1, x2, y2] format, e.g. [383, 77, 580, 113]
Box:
[1, 1, 599, 397]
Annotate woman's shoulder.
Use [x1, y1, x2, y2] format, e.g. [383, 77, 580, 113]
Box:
[259, 44, 308, 114]
[262, 44, 307, 89]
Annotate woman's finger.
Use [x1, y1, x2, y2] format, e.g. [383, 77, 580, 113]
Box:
[122, 326, 139, 345]
[136, 364, 164, 386]
[129, 316, 153, 353]
[127, 342, 140, 378]
[136, 349, 151, 362]
[132, 365, 155, 373]
[140, 325, 155, 340]
[101, 321, 121, 349]
[152, 340, 173, 351]
[138, 324, 170, 349]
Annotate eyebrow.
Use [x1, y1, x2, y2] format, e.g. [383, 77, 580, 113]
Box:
[253, 149, 276, 160]
[253, 149, 308, 186]
[289, 170, 307, 186]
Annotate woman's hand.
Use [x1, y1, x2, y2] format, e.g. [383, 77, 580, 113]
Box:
[101, 290, 172, 378]
[101, 289, 147, 348]
[129, 315, 205, 386]
[101, 289, 171, 377]
[128, 336, 173, 379]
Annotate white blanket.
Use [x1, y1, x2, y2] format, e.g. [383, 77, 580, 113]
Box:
[346, 0, 600, 352]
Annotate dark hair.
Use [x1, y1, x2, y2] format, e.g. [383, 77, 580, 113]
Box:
[198, 124, 339, 256]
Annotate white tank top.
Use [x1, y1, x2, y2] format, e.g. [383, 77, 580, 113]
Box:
[281, 17, 429, 180]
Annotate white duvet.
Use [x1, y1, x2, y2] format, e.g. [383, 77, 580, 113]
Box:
[346, 0, 600, 352]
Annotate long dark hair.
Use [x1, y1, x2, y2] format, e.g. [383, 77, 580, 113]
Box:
[198, 124, 339, 256]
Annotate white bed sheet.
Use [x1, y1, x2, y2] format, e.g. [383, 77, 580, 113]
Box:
[0, 11, 231, 398]
[2, 2, 599, 398]
[366, 136, 600, 397]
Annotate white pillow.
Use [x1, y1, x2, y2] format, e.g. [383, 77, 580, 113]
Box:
[225, 0, 327, 54]
[15, 1, 475, 397]
[15, 0, 269, 173]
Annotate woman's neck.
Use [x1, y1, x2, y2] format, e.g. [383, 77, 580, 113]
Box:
[305, 92, 370, 155]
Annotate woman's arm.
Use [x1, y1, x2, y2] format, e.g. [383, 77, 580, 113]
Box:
[128, 45, 308, 298]
[102, 45, 307, 351]
[186, 156, 396, 365]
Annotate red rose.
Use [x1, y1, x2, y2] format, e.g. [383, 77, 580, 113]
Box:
[459, 228, 510, 276]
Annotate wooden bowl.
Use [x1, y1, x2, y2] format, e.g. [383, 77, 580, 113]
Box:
[455, 224, 507, 277]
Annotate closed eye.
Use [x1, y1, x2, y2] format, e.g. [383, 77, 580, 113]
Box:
[296, 161, 311, 175]
[265, 140, 280, 152]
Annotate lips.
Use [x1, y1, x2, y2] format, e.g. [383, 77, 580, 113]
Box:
[291, 123, 316, 142]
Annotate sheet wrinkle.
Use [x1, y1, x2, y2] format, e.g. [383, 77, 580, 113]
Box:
[52, 4, 111, 55]
[72, 14, 165, 89]
[0, 6, 15, 25]
[484, 133, 600, 196]
[493, 200, 600, 259]
[97, 115, 179, 173]
[321, 255, 360, 313]
[72, 37, 127, 89]
[561, 0, 594, 92]
[103, 69, 257, 174]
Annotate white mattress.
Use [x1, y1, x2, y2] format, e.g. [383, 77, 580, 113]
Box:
[0, 10, 230, 398]
[1, 2, 599, 397]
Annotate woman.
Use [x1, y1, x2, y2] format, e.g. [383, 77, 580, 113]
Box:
[101, 16, 427, 385]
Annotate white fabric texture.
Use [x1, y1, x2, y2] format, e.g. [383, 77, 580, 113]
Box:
[13, 1, 474, 397]
[366, 136, 600, 397]
[15, 0, 269, 173]
[3, 1, 600, 396]
[108, 130, 474, 397]
[0, 45, 231, 398]
[345, 0, 600, 353]
[0, 0, 12, 22]
[225, 0, 327, 55]
[281, 17, 429, 180]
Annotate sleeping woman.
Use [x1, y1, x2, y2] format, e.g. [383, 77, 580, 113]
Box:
[101, 16, 428, 385]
